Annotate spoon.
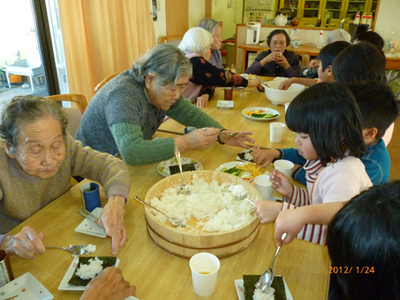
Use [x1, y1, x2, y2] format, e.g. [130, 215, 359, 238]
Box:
[134, 196, 186, 227]
[175, 149, 190, 195]
[224, 132, 240, 138]
[46, 245, 91, 256]
[233, 193, 255, 206]
[255, 232, 288, 292]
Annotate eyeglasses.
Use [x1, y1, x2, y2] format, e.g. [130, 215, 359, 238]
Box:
[270, 41, 286, 46]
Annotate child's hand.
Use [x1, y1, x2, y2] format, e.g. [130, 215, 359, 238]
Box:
[274, 209, 306, 246]
[270, 169, 293, 198]
[252, 146, 280, 168]
[253, 201, 282, 224]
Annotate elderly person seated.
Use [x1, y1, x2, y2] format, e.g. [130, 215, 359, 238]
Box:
[198, 18, 223, 68]
[0, 226, 136, 300]
[0, 96, 130, 254]
[245, 29, 300, 78]
[179, 27, 261, 107]
[75, 43, 254, 166]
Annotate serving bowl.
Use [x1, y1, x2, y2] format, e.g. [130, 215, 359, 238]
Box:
[262, 80, 305, 105]
[144, 170, 261, 259]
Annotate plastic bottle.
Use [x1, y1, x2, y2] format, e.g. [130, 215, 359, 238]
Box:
[316, 15, 322, 27]
[354, 12, 360, 25]
[361, 12, 367, 24]
[367, 13, 373, 27]
[317, 30, 323, 49]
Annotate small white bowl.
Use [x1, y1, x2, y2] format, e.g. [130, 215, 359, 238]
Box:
[291, 39, 301, 48]
[217, 100, 234, 109]
[262, 81, 305, 105]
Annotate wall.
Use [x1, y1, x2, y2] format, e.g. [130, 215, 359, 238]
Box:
[374, 0, 400, 46]
[211, 0, 244, 39]
[152, 0, 167, 43]
[189, 0, 206, 28]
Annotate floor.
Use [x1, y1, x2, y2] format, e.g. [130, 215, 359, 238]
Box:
[388, 117, 400, 181]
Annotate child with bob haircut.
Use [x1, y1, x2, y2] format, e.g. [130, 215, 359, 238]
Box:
[254, 83, 372, 245]
[273, 181, 400, 300]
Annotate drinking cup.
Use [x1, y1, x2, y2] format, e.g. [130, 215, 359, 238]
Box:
[270, 122, 286, 142]
[184, 126, 197, 134]
[0, 250, 14, 287]
[254, 175, 274, 200]
[80, 182, 101, 212]
[189, 252, 220, 296]
[224, 87, 233, 100]
[274, 159, 294, 179]
[284, 102, 290, 114]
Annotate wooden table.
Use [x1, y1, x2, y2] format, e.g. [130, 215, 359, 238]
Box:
[8, 84, 330, 300]
[238, 44, 321, 72]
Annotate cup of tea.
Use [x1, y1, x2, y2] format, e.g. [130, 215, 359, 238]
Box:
[189, 252, 220, 296]
[0, 250, 14, 287]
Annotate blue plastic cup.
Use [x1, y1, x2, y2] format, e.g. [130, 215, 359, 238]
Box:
[80, 182, 101, 212]
[184, 126, 197, 134]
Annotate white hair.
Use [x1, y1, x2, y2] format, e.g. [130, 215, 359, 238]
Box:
[326, 29, 351, 44]
[178, 27, 213, 57]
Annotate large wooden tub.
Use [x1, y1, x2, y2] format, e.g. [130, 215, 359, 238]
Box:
[144, 170, 261, 259]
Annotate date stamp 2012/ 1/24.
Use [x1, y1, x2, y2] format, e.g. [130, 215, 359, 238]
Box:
[329, 266, 375, 274]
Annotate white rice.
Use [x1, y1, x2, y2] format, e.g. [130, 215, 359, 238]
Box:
[253, 287, 275, 300]
[244, 151, 254, 161]
[76, 257, 103, 280]
[78, 244, 96, 256]
[149, 178, 254, 232]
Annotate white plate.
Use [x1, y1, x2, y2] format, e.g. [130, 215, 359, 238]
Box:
[0, 272, 53, 300]
[242, 107, 280, 121]
[157, 157, 202, 177]
[234, 277, 293, 300]
[58, 257, 120, 291]
[75, 207, 107, 238]
[273, 77, 289, 82]
[217, 100, 234, 109]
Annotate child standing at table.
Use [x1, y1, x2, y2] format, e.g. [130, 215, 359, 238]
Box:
[253, 83, 372, 245]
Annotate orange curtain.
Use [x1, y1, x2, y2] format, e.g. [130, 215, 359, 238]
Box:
[57, 0, 156, 101]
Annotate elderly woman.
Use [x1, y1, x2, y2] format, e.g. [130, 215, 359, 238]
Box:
[179, 27, 260, 107]
[245, 29, 300, 78]
[198, 18, 223, 68]
[75, 43, 254, 165]
[0, 96, 130, 254]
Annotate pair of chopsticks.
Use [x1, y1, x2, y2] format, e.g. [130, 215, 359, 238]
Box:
[77, 208, 100, 225]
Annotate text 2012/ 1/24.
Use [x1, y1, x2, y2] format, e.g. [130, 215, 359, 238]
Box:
[329, 266, 375, 274]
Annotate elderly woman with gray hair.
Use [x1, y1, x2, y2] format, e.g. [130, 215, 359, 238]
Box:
[0, 96, 131, 255]
[198, 18, 223, 68]
[75, 43, 254, 165]
[179, 27, 261, 107]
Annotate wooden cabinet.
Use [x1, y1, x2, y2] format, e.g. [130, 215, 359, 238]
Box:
[280, 0, 379, 28]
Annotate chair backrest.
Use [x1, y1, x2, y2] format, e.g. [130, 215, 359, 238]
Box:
[94, 72, 119, 93]
[62, 107, 82, 137]
[46, 94, 88, 112]
[159, 35, 183, 47]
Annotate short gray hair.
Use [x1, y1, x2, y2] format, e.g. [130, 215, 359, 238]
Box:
[178, 27, 213, 57]
[130, 43, 192, 87]
[326, 29, 351, 44]
[0, 96, 68, 153]
[198, 18, 220, 35]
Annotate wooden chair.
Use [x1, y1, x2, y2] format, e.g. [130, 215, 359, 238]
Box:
[46, 94, 88, 112]
[94, 72, 119, 93]
[159, 34, 183, 44]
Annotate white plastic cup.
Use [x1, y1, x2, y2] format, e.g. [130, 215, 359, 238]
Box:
[274, 159, 294, 179]
[270, 122, 286, 142]
[189, 252, 220, 297]
[254, 175, 274, 200]
[284, 102, 290, 114]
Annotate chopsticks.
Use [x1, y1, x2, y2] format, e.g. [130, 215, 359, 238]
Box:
[156, 129, 185, 135]
[244, 142, 271, 150]
[77, 208, 100, 225]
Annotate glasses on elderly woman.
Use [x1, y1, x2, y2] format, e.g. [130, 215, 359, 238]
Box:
[270, 41, 286, 46]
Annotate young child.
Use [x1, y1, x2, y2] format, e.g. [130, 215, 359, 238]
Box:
[254, 81, 398, 185]
[273, 181, 400, 300]
[278, 41, 350, 90]
[254, 83, 372, 245]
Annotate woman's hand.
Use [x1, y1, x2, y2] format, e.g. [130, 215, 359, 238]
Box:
[196, 94, 209, 108]
[253, 201, 282, 224]
[99, 195, 126, 255]
[252, 146, 280, 168]
[269, 169, 293, 198]
[260, 52, 283, 65]
[247, 78, 262, 90]
[80, 267, 136, 300]
[278, 79, 293, 90]
[176, 127, 220, 153]
[0, 226, 45, 259]
[219, 131, 255, 148]
[275, 54, 290, 69]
